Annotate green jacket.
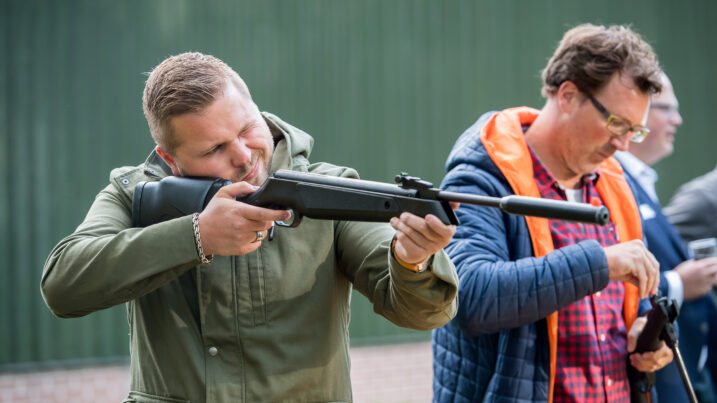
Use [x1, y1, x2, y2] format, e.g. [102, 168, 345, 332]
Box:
[41, 113, 458, 403]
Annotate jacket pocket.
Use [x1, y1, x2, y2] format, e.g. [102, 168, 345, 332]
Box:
[123, 390, 190, 403]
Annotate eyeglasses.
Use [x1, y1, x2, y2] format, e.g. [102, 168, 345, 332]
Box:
[650, 103, 680, 116]
[586, 93, 650, 143]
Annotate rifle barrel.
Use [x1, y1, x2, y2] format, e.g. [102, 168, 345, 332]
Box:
[276, 170, 609, 225]
[438, 191, 610, 225]
[437, 191, 502, 208]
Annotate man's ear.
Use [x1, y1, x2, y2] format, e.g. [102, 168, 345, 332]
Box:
[555, 81, 581, 114]
[156, 147, 182, 176]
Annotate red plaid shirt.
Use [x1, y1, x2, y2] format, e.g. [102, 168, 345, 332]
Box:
[530, 148, 630, 403]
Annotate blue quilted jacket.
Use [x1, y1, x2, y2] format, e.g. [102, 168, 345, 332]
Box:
[432, 111, 647, 402]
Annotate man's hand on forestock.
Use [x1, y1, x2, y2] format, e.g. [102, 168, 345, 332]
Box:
[389, 208, 457, 269]
[197, 182, 290, 256]
[604, 239, 660, 299]
[627, 316, 674, 372]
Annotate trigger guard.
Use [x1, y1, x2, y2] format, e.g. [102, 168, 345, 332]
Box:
[274, 210, 302, 228]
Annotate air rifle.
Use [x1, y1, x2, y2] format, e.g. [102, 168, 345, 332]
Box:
[131, 169, 610, 239]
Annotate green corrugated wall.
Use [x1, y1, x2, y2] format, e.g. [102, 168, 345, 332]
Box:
[3, 0, 717, 369]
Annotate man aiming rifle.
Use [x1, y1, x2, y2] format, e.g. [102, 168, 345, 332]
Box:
[41, 52, 460, 403]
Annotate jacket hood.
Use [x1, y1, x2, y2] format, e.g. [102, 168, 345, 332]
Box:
[262, 111, 314, 173]
[445, 112, 495, 173]
[442, 111, 504, 190]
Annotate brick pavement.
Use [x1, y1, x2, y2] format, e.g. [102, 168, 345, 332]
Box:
[0, 365, 130, 402]
[0, 341, 433, 402]
[350, 341, 432, 403]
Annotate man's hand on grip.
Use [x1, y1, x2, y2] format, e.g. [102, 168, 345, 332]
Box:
[627, 316, 674, 372]
[198, 182, 290, 256]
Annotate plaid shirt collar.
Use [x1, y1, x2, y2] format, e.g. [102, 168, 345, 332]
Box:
[528, 146, 601, 202]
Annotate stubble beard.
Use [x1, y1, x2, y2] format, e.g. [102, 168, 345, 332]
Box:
[231, 151, 272, 186]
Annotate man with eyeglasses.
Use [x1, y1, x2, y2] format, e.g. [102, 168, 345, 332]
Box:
[616, 72, 717, 403]
[432, 24, 673, 403]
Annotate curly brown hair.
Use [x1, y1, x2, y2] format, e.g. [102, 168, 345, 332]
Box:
[541, 24, 662, 98]
[142, 52, 249, 153]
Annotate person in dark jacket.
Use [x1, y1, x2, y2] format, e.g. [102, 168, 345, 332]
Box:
[432, 24, 673, 403]
[665, 164, 717, 403]
[616, 72, 717, 403]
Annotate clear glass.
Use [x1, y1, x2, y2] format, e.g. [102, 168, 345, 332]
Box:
[687, 238, 717, 260]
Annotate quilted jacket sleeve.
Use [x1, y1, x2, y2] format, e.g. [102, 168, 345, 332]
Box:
[444, 167, 610, 336]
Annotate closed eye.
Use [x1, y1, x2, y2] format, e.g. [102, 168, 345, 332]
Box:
[205, 144, 223, 156]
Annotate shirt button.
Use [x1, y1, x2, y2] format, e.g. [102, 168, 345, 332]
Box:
[607, 377, 612, 387]
[208, 346, 218, 356]
[595, 291, 601, 297]
[600, 333, 606, 342]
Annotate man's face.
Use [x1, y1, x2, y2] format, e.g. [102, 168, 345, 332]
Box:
[159, 82, 274, 186]
[560, 73, 650, 177]
[630, 77, 682, 165]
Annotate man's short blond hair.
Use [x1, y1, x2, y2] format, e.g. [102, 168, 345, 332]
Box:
[541, 24, 662, 98]
[142, 52, 248, 154]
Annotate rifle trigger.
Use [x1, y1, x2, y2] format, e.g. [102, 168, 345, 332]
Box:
[274, 210, 303, 228]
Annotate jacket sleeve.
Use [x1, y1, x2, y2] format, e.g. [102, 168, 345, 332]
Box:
[444, 169, 609, 336]
[333, 219, 458, 331]
[664, 178, 717, 243]
[300, 163, 458, 331]
[41, 184, 201, 318]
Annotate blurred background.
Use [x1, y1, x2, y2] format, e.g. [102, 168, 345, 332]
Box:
[2, 0, 716, 401]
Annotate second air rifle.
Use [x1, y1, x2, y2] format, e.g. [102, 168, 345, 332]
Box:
[132, 169, 610, 239]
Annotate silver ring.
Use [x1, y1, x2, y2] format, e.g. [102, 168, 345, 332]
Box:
[254, 230, 265, 243]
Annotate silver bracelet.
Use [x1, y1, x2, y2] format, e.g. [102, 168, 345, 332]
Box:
[192, 213, 212, 264]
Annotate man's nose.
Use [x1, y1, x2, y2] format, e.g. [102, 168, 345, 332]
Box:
[610, 132, 631, 152]
[671, 110, 683, 126]
[228, 139, 252, 167]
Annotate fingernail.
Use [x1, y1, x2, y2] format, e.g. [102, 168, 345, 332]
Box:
[390, 217, 397, 226]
